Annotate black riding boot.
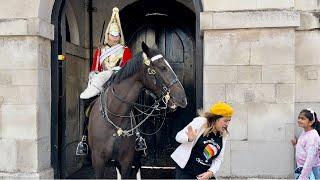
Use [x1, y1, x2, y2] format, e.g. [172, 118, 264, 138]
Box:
[76, 98, 89, 156]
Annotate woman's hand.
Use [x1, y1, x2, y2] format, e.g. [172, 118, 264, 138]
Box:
[197, 171, 214, 180]
[291, 136, 298, 146]
[187, 126, 197, 142]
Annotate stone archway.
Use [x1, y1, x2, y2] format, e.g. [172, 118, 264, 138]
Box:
[50, 0, 89, 178]
[65, 0, 80, 45]
[39, 0, 56, 21]
[49, 0, 203, 178]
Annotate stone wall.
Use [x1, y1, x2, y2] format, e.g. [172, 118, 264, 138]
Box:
[201, 2, 299, 178]
[202, 0, 294, 11]
[201, 0, 320, 178]
[295, 5, 320, 136]
[0, 0, 89, 178]
[0, 0, 55, 176]
[0, 22, 54, 178]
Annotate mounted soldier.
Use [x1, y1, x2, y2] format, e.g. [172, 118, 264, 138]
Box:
[76, 7, 132, 155]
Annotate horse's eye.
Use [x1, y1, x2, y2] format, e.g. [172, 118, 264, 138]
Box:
[160, 65, 167, 71]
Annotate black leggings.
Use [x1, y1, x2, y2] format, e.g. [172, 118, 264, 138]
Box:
[175, 165, 216, 179]
[175, 165, 196, 179]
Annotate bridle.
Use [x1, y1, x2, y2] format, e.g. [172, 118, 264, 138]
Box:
[142, 53, 180, 105]
[100, 52, 181, 137]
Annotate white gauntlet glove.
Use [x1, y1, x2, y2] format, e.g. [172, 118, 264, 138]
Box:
[112, 66, 121, 72]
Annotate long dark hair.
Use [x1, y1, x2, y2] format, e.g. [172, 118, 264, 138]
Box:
[300, 109, 320, 136]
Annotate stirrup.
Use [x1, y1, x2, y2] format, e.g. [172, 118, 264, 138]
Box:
[135, 136, 147, 152]
[76, 136, 88, 156]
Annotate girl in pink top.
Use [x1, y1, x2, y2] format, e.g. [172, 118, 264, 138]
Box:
[292, 109, 320, 179]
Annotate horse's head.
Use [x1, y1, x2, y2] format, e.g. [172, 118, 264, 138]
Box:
[141, 42, 187, 110]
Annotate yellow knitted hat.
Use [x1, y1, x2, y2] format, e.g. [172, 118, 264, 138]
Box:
[210, 102, 234, 117]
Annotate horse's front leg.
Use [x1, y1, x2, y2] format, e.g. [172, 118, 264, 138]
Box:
[119, 148, 135, 179]
[92, 150, 105, 178]
[120, 159, 133, 179]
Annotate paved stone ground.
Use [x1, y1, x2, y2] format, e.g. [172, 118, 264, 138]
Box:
[66, 166, 277, 179]
[68, 165, 174, 179]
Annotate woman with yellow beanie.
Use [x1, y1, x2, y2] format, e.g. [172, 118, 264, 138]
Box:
[171, 102, 234, 179]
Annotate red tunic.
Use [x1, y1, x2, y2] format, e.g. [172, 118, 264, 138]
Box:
[90, 46, 132, 72]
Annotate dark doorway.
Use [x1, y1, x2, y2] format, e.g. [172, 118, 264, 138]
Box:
[52, 0, 203, 178]
[121, 0, 197, 167]
[51, 0, 86, 178]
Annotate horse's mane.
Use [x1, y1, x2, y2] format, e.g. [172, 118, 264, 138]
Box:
[113, 51, 143, 84]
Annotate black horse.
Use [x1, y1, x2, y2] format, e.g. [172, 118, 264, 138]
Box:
[88, 42, 187, 178]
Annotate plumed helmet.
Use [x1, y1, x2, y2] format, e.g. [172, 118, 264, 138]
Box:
[104, 7, 125, 45]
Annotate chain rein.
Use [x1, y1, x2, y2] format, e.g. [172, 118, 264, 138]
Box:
[100, 86, 163, 136]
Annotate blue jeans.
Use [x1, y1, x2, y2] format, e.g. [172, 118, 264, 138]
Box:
[295, 167, 319, 179]
[312, 166, 320, 179]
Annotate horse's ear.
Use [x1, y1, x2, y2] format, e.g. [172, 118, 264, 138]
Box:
[151, 43, 158, 50]
[142, 41, 149, 55]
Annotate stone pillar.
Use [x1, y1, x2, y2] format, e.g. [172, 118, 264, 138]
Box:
[0, 15, 54, 180]
[295, 1, 320, 136]
[201, 4, 299, 178]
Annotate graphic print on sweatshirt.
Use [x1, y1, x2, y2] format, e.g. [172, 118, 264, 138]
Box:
[183, 132, 223, 176]
[196, 137, 222, 166]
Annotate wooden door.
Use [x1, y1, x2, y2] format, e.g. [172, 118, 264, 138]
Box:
[128, 24, 196, 166]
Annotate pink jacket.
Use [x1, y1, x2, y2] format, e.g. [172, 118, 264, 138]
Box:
[296, 129, 320, 179]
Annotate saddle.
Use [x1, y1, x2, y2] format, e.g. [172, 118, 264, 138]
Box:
[85, 98, 98, 118]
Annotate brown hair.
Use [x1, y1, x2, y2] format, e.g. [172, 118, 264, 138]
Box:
[199, 110, 228, 137]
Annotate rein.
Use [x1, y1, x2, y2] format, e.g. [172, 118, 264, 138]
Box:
[111, 87, 164, 109]
[100, 86, 159, 137]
